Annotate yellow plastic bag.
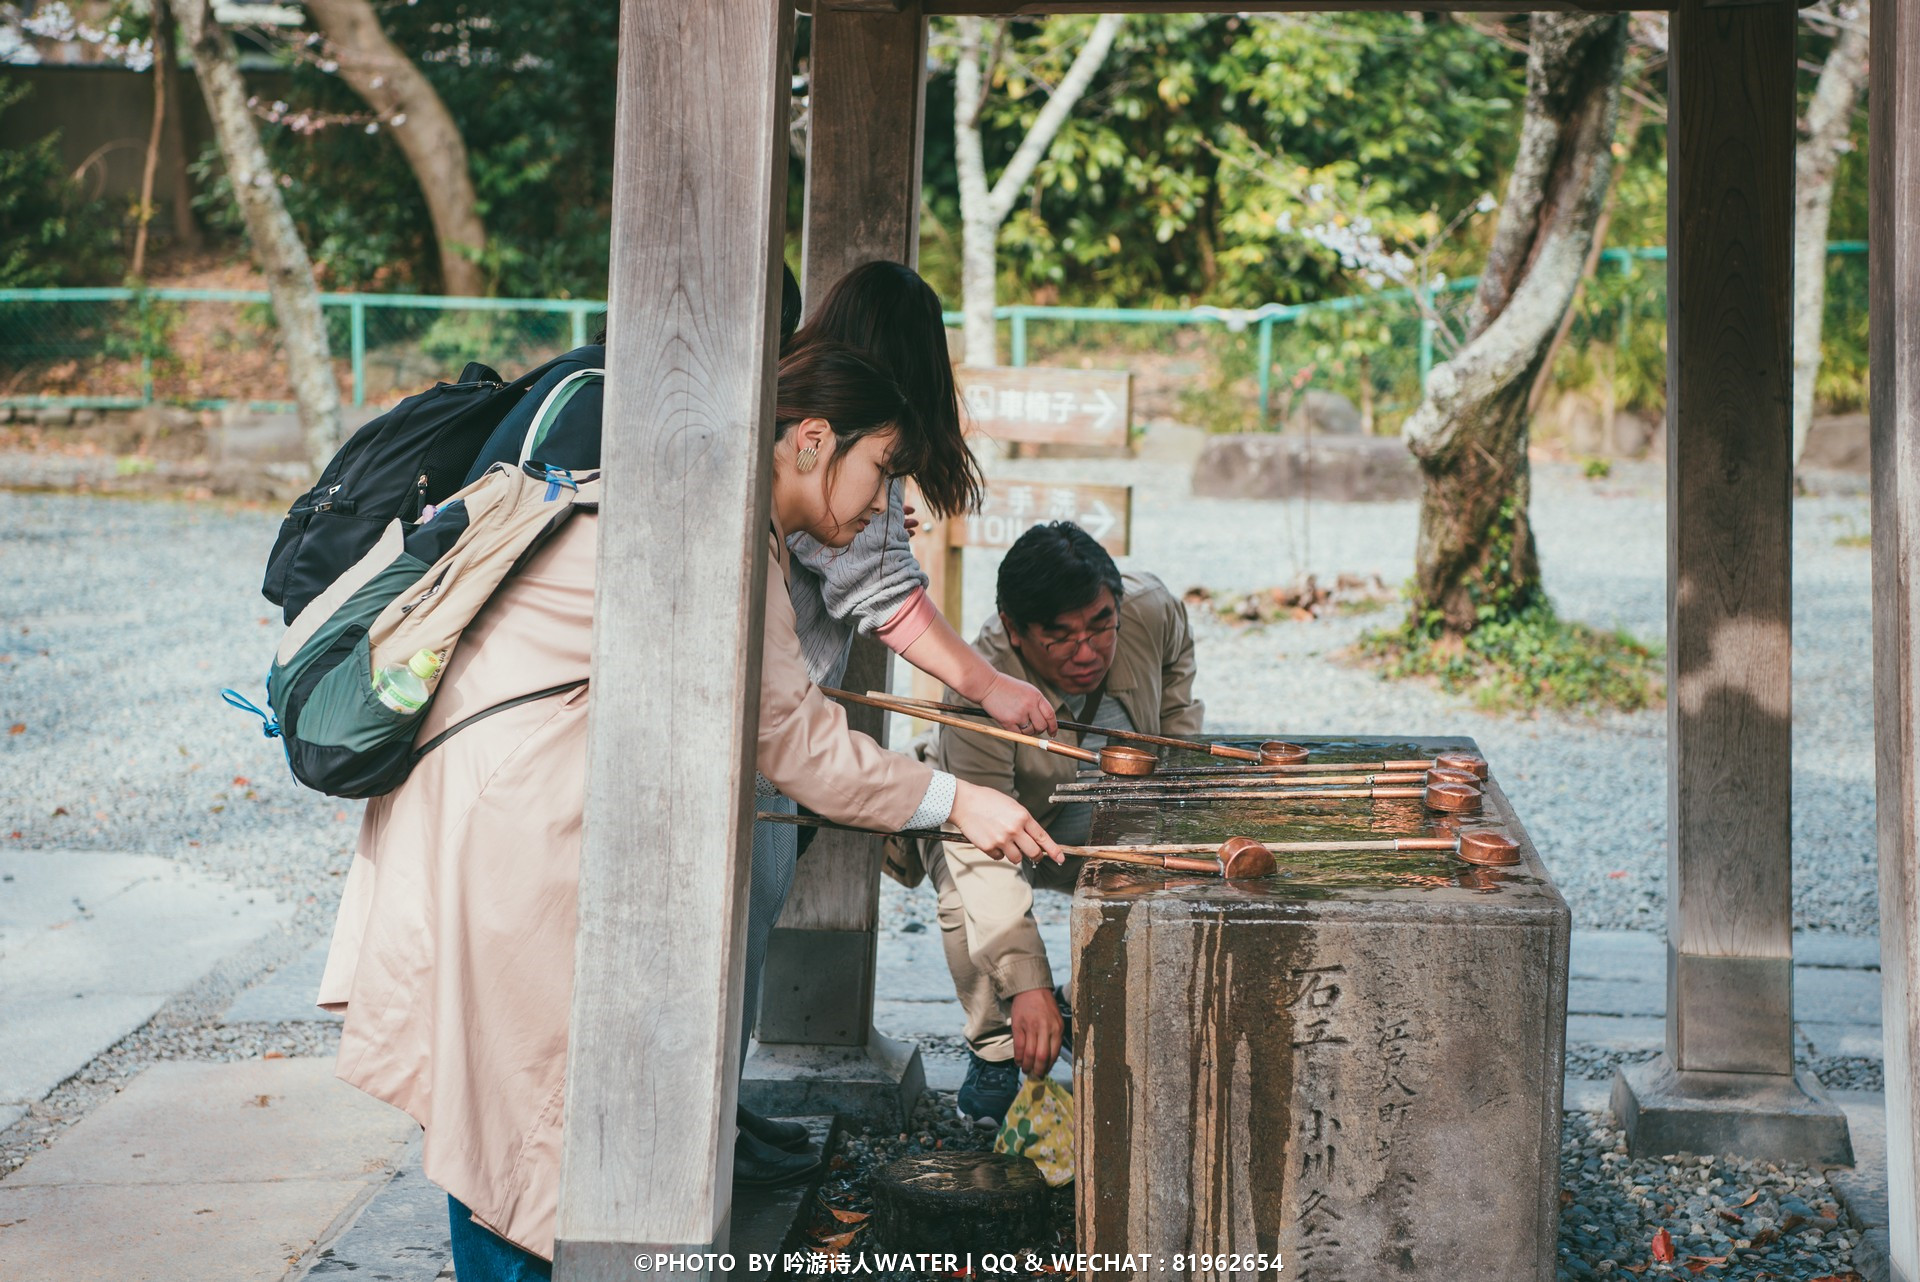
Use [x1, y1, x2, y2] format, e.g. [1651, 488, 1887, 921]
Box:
[992, 1076, 1075, 1187]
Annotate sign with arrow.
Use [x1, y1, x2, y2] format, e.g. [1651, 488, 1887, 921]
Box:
[957, 366, 1132, 450]
[951, 482, 1132, 556]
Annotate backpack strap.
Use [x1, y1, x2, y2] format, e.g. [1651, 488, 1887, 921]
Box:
[519, 368, 605, 468]
[410, 677, 589, 765]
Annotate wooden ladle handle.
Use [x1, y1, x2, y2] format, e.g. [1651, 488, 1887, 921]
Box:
[821, 687, 1099, 763]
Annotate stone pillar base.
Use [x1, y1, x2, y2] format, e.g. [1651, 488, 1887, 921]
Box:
[1611, 1055, 1853, 1164]
[741, 1028, 923, 1131]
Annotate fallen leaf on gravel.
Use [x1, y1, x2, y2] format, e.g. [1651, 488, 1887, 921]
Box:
[1750, 1228, 1780, 1247]
[232, 776, 250, 787]
[1716, 1210, 1743, 1225]
[1808, 1275, 1863, 1282]
[1621, 1265, 1646, 1276]
[7, 723, 24, 735]
[51, 806, 68, 817]
[1608, 870, 1628, 879]
[828, 1209, 869, 1224]
[1739, 1191, 1760, 1208]
[1560, 1189, 1574, 1206]
[262, 1050, 287, 1060]
[1687, 1256, 1727, 1270]
[814, 1230, 860, 1250]
[1651, 1228, 1676, 1263]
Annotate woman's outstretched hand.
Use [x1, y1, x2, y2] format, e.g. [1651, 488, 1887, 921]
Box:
[950, 781, 1063, 865]
[978, 671, 1058, 738]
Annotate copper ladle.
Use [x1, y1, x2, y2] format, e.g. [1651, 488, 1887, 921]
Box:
[823, 687, 1160, 778]
[1048, 780, 1484, 814]
[753, 811, 1277, 878]
[1149, 751, 1490, 780]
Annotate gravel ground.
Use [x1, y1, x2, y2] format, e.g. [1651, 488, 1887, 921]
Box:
[1554, 1113, 1863, 1281]
[0, 447, 1884, 1279]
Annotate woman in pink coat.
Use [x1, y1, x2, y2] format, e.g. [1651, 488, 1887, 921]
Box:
[316, 340, 1059, 1280]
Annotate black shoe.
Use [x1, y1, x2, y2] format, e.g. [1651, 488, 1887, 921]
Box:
[1055, 985, 1074, 1068]
[737, 1103, 811, 1153]
[733, 1128, 822, 1187]
[955, 1052, 1021, 1130]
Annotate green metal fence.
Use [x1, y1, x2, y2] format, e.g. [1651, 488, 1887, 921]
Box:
[0, 288, 605, 414]
[0, 243, 1870, 430]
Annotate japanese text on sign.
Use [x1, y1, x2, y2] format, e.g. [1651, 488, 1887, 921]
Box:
[952, 482, 1131, 556]
[957, 366, 1132, 449]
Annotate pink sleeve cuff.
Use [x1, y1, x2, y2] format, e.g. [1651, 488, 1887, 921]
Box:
[873, 587, 938, 653]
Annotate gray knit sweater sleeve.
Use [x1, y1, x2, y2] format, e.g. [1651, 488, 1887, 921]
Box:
[786, 478, 929, 644]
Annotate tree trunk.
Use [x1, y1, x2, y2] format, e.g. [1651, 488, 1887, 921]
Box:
[154, 1, 202, 252]
[1403, 13, 1628, 636]
[130, 0, 168, 279]
[134, 0, 199, 272]
[304, 0, 487, 296]
[1792, 6, 1871, 465]
[953, 13, 1124, 368]
[178, 0, 343, 469]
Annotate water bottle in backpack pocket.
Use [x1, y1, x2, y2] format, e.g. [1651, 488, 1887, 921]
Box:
[229, 460, 599, 799]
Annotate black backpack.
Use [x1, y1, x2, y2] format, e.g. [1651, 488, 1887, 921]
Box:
[260, 348, 601, 623]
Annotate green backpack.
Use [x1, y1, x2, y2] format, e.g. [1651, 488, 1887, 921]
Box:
[224, 374, 602, 798]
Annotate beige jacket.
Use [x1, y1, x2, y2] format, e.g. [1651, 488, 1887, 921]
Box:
[317, 515, 930, 1260]
[926, 571, 1202, 832]
[914, 571, 1201, 998]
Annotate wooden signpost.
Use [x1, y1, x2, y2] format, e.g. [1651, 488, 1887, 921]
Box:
[911, 479, 1132, 709]
[957, 365, 1132, 451]
[912, 365, 1137, 678]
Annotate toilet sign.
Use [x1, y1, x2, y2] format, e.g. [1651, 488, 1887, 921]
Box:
[957, 366, 1132, 449]
[951, 482, 1132, 556]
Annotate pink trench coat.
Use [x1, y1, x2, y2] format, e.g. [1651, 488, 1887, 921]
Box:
[317, 514, 931, 1259]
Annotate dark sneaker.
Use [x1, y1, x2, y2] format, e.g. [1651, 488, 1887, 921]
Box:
[733, 1128, 822, 1187]
[737, 1103, 811, 1153]
[1055, 985, 1074, 1068]
[956, 1052, 1021, 1129]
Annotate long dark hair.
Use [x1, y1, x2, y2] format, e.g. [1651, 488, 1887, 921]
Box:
[774, 341, 922, 485]
[788, 261, 982, 519]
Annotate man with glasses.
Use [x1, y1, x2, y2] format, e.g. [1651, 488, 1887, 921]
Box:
[910, 521, 1202, 1126]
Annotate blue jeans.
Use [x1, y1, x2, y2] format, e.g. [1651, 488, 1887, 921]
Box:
[449, 1195, 552, 1281]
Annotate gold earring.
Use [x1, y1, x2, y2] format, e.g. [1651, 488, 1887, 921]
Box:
[795, 445, 819, 474]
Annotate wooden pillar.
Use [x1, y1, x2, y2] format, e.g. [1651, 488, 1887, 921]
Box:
[552, 0, 793, 1274]
[1870, 0, 1920, 1271]
[1613, 0, 1849, 1163]
[743, 0, 932, 1126]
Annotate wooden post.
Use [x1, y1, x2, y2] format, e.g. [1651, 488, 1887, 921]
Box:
[552, 0, 792, 1274]
[1613, 0, 1849, 1163]
[1870, 0, 1920, 1270]
[743, 0, 932, 1126]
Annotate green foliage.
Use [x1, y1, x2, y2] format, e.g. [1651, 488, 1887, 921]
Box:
[103, 287, 183, 390]
[1358, 600, 1665, 715]
[196, 0, 620, 297]
[0, 77, 123, 287]
[923, 13, 1525, 309]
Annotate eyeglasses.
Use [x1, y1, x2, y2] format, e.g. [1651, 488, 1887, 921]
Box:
[1034, 622, 1119, 657]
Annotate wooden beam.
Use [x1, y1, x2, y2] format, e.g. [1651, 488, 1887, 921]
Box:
[1870, 0, 1920, 1270]
[1663, 0, 1797, 1076]
[553, 0, 793, 1273]
[754, 2, 931, 1059]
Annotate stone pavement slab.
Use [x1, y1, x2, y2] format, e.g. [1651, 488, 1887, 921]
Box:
[0, 1058, 417, 1282]
[223, 938, 339, 1025]
[300, 1139, 450, 1282]
[0, 849, 294, 1111]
